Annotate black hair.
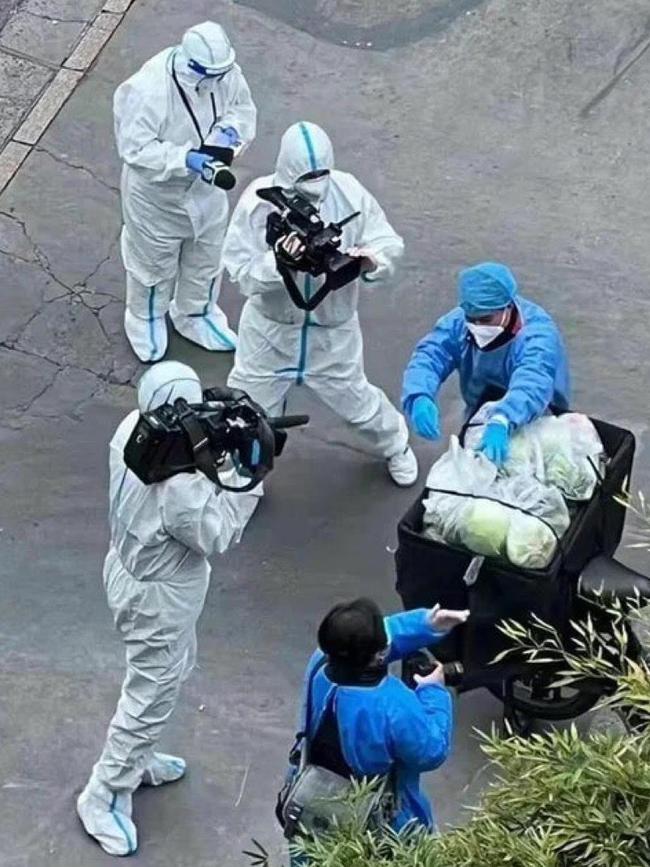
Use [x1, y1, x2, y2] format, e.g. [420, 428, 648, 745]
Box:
[317, 598, 387, 669]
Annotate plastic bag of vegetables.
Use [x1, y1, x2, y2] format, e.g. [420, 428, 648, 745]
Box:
[506, 511, 557, 569]
[423, 437, 497, 547]
[422, 438, 570, 567]
[464, 409, 604, 501]
[541, 414, 604, 500]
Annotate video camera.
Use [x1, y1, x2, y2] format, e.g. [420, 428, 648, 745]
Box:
[194, 142, 236, 190]
[124, 386, 308, 492]
[256, 185, 362, 311]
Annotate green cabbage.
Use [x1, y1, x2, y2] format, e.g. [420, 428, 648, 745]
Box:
[460, 499, 511, 557]
[506, 512, 557, 569]
[545, 453, 596, 500]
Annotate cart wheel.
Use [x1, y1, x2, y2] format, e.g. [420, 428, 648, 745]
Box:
[489, 675, 600, 721]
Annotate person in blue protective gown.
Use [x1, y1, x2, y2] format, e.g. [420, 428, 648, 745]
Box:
[287, 598, 468, 857]
[402, 262, 570, 466]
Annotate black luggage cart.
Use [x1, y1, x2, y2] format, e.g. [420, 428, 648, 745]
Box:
[395, 418, 635, 708]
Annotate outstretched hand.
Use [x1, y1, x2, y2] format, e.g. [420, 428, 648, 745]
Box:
[429, 603, 470, 632]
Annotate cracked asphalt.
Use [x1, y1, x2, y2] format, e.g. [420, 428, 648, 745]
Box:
[2, 0, 650, 865]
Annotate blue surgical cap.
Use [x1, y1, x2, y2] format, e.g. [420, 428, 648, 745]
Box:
[458, 262, 518, 317]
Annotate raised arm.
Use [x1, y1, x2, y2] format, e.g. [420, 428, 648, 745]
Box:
[222, 188, 288, 295]
[402, 311, 463, 416]
[162, 473, 262, 556]
[384, 606, 468, 663]
[491, 323, 567, 430]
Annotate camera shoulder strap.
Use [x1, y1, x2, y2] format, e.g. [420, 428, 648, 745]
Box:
[276, 262, 335, 312]
[178, 414, 220, 484]
[171, 56, 217, 147]
[294, 655, 328, 769]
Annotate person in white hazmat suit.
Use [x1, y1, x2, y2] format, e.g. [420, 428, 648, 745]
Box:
[223, 121, 419, 487]
[77, 361, 263, 856]
[113, 21, 257, 362]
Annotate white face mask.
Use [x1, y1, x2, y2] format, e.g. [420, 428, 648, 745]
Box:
[294, 175, 330, 205]
[467, 322, 504, 349]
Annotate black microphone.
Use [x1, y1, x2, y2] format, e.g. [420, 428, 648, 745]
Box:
[269, 414, 310, 429]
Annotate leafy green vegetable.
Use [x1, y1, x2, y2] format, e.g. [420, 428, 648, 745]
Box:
[506, 511, 557, 568]
[460, 499, 511, 557]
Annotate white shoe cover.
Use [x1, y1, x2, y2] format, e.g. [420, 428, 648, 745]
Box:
[387, 446, 419, 487]
[124, 308, 168, 363]
[141, 752, 187, 786]
[77, 782, 137, 856]
[169, 301, 237, 352]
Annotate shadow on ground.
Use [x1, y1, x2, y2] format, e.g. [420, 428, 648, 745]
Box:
[234, 0, 488, 49]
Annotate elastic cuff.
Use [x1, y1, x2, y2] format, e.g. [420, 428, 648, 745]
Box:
[490, 414, 510, 428]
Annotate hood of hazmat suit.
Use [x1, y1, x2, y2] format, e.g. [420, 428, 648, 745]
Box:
[137, 360, 203, 412]
[176, 21, 237, 93]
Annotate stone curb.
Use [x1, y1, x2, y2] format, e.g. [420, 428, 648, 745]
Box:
[0, 0, 137, 194]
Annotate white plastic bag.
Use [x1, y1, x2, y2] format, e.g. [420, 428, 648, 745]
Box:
[506, 512, 558, 569]
[422, 437, 570, 567]
[423, 437, 498, 547]
[495, 473, 570, 538]
[465, 410, 605, 501]
[540, 414, 604, 500]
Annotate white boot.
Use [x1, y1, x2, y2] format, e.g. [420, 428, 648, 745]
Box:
[124, 274, 173, 363]
[141, 752, 186, 786]
[387, 446, 418, 487]
[124, 308, 168, 363]
[77, 780, 137, 856]
[169, 300, 237, 352]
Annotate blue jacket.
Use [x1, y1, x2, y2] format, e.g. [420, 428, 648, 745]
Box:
[298, 609, 453, 830]
[402, 297, 570, 429]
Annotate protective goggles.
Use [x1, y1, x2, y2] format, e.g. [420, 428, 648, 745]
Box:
[296, 169, 330, 182]
[187, 58, 233, 80]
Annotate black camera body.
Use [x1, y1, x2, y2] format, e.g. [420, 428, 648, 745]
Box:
[123, 386, 308, 492]
[402, 650, 465, 690]
[256, 185, 362, 311]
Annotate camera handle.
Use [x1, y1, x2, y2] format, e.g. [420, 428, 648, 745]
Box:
[178, 412, 222, 486]
[177, 409, 270, 493]
[222, 416, 276, 493]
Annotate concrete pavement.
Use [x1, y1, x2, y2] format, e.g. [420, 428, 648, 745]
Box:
[2, 0, 650, 864]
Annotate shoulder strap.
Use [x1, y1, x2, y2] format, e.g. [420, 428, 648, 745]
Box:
[170, 55, 219, 147]
[301, 655, 328, 744]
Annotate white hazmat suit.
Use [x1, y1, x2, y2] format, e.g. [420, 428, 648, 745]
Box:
[223, 121, 418, 486]
[113, 22, 257, 361]
[77, 362, 262, 856]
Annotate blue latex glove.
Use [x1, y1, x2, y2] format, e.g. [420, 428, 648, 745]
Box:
[217, 126, 241, 147]
[411, 395, 440, 440]
[478, 419, 510, 466]
[186, 150, 210, 174]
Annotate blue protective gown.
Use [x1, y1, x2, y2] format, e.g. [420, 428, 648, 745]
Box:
[298, 609, 453, 830]
[402, 297, 570, 429]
